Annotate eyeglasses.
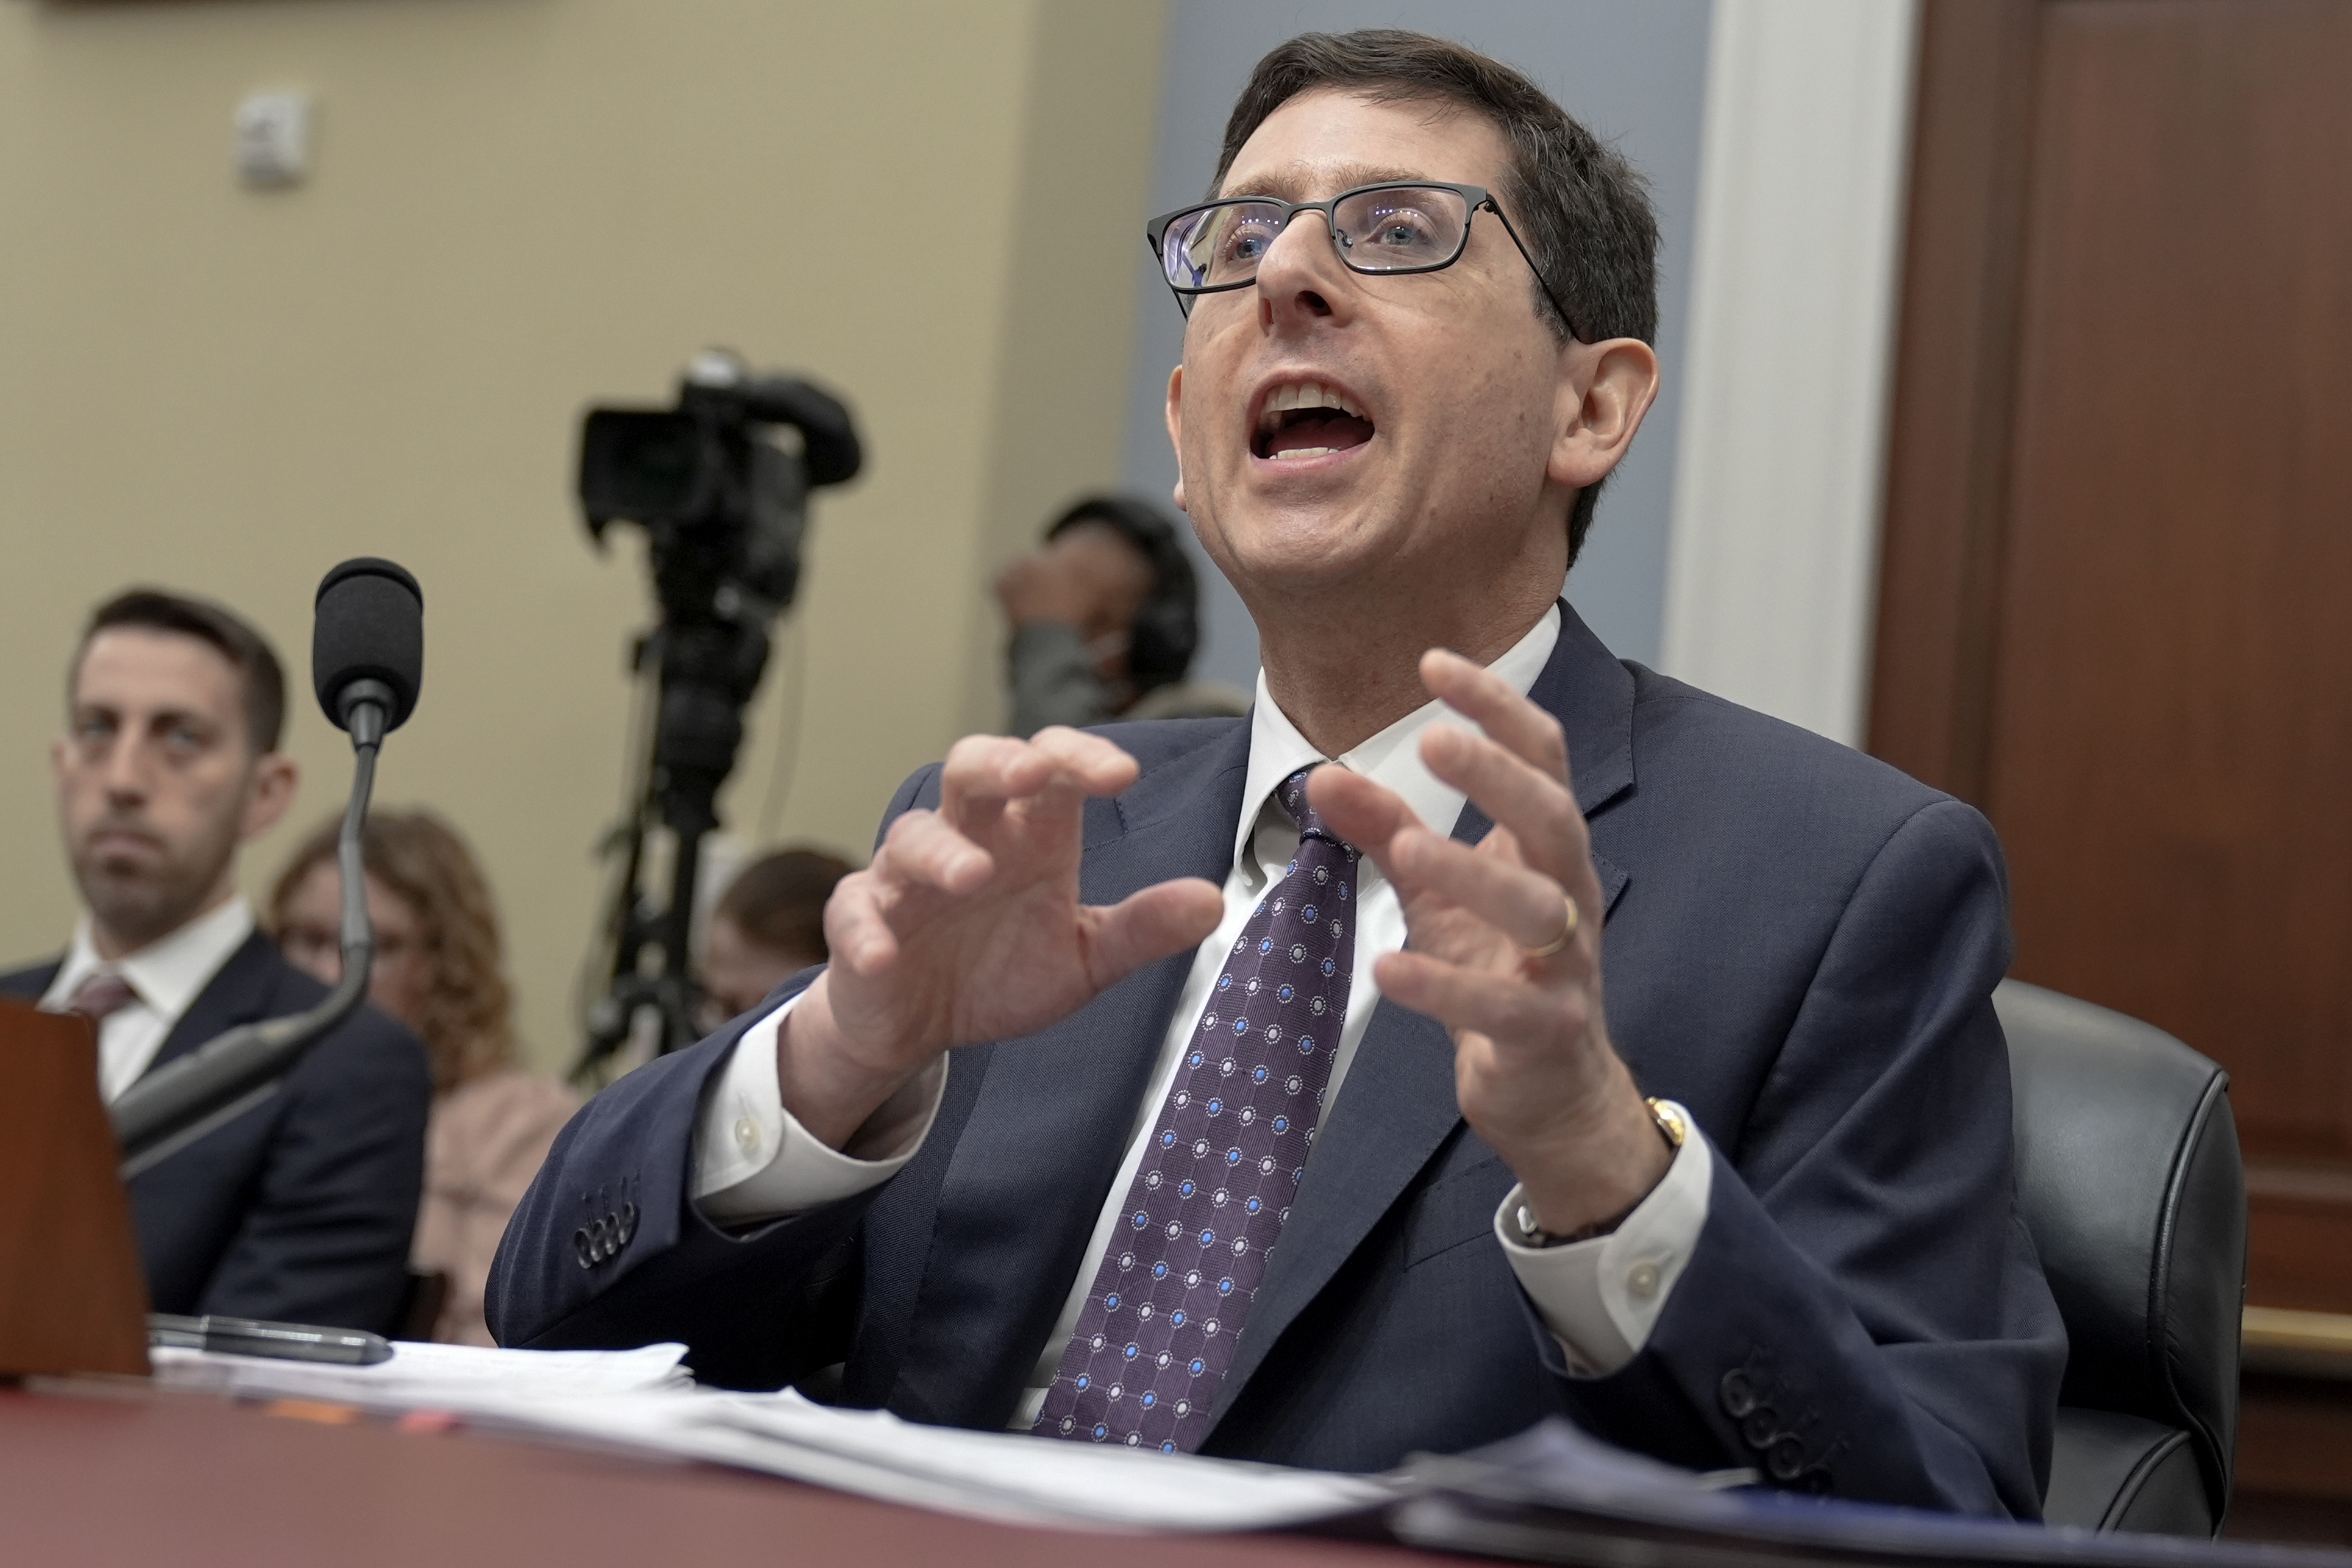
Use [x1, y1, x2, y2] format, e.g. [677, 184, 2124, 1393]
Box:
[1144, 181, 1583, 340]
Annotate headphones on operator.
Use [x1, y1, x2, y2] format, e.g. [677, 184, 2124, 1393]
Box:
[1043, 494, 1200, 697]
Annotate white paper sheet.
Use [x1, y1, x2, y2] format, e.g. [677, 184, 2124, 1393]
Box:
[504, 1389, 1398, 1531]
[149, 1338, 692, 1408]
[148, 1343, 1390, 1533]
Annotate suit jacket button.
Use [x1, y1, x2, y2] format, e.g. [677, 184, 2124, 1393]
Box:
[1742, 1409, 1779, 1449]
[572, 1228, 595, 1269]
[606, 1211, 626, 1250]
[1720, 1369, 1758, 1419]
[1767, 1436, 1807, 1482]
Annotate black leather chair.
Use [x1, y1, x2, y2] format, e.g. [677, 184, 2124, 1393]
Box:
[1996, 980, 2247, 1536]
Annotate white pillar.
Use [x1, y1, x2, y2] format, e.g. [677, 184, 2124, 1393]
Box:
[1660, 0, 1919, 745]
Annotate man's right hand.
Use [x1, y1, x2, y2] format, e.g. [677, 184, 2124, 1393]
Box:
[776, 727, 1225, 1150]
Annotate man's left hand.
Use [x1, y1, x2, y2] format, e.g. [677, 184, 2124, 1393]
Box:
[1311, 649, 1670, 1238]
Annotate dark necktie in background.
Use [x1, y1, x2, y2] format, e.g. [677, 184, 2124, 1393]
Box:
[1036, 765, 1359, 1453]
[65, 972, 136, 1025]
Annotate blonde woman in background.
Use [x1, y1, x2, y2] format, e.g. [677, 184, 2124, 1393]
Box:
[271, 809, 577, 1345]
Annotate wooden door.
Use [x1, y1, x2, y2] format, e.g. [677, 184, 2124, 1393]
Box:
[1872, 5, 2352, 1525]
[1872, 0, 2352, 1319]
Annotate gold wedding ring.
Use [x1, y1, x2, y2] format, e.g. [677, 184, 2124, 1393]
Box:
[1522, 893, 1580, 960]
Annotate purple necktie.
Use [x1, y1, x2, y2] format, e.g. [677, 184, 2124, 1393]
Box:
[1035, 766, 1358, 1452]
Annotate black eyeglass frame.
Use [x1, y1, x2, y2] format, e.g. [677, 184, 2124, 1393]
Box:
[1144, 180, 1586, 341]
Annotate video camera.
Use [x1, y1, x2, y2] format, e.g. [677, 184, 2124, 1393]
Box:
[573, 350, 863, 1075]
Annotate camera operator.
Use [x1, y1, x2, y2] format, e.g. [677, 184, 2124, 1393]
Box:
[994, 494, 1247, 736]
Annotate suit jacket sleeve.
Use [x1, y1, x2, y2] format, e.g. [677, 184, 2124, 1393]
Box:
[195, 1005, 434, 1334]
[485, 765, 941, 1383]
[1545, 798, 2065, 1518]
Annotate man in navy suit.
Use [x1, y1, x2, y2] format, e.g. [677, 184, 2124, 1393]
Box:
[491, 30, 2063, 1514]
[1, 588, 429, 1333]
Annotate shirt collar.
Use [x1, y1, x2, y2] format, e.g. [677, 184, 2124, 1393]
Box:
[45, 896, 255, 1023]
[1238, 600, 1563, 868]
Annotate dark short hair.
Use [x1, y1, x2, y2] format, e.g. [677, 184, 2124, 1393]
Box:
[716, 847, 856, 964]
[1047, 494, 1200, 694]
[76, 588, 287, 753]
[1216, 29, 1660, 562]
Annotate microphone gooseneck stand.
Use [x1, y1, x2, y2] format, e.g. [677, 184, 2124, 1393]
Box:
[107, 681, 392, 1181]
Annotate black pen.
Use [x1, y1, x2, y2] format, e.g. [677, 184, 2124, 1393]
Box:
[148, 1313, 394, 1366]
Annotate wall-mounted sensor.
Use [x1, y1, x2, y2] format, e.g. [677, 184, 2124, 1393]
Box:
[234, 90, 313, 187]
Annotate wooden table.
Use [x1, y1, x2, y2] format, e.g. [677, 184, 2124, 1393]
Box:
[0, 1380, 1453, 1568]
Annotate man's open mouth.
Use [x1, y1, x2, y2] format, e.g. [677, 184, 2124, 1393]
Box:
[1253, 381, 1375, 461]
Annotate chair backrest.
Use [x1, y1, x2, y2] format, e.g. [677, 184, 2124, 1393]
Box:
[1995, 980, 2246, 1520]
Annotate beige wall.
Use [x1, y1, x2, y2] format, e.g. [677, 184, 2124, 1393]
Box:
[0, 0, 1164, 1071]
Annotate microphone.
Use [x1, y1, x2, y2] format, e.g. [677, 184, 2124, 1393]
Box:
[313, 558, 423, 743]
[109, 560, 424, 1178]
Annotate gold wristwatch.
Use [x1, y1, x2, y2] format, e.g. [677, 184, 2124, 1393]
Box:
[1509, 1097, 1687, 1249]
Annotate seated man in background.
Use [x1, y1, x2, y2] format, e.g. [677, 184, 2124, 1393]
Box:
[996, 494, 1249, 736]
[272, 808, 577, 1345]
[494, 30, 2061, 1514]
[697, 846, 856, 1032]
[2, 589, 429, 1333]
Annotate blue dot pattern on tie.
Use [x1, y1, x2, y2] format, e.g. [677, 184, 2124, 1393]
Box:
[1033, 766, 1358, 1453]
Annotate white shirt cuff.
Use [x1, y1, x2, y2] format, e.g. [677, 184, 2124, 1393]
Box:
[1492, 1103, 1713, 1376]
[690, 993, 947, 1226]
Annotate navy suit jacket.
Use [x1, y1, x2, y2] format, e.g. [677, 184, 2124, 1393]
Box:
[488, 607, 2065, 1516]
[2, 930, 431, 1333]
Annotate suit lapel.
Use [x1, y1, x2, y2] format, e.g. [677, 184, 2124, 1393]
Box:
[142, 931, 282, 1080]
[888, 722, 1253, 1428]
[1538, 601, 1639, 823]
[1208, 601, 1639, 1429]
[0, 960, 63, 1003]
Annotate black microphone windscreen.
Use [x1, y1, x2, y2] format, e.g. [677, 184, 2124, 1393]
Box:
[313, 558, 424, 732]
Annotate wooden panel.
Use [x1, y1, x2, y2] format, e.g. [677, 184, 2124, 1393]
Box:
[2249, 1171, 2352, 1313]
[2237, 1374, 2352, 1506]
[1880, 0, 2352, 1509]
[1878, 0, 2352, 1314]
[1984, 0, 2352, 1311]
[0, 999, 149, 1378]
[1867, 0, 2040, 805]
[2226, 1491, 2352, 1549]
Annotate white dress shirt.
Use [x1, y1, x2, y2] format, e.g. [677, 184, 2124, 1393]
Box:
[692, 602, 1711, 1414]
[40, 897, 257, 1102]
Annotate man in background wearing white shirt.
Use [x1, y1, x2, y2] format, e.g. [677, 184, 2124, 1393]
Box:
[491, 30, 2061, 1514]
[1, 588, 429, 1333]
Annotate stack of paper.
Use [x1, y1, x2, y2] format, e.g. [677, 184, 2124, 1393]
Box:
[149, 1338, 693, 1410]
[148, 1341, 1389, 1533]
[515, 1388, 1398, 1531]
[141, 1344, 2352, 1563]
